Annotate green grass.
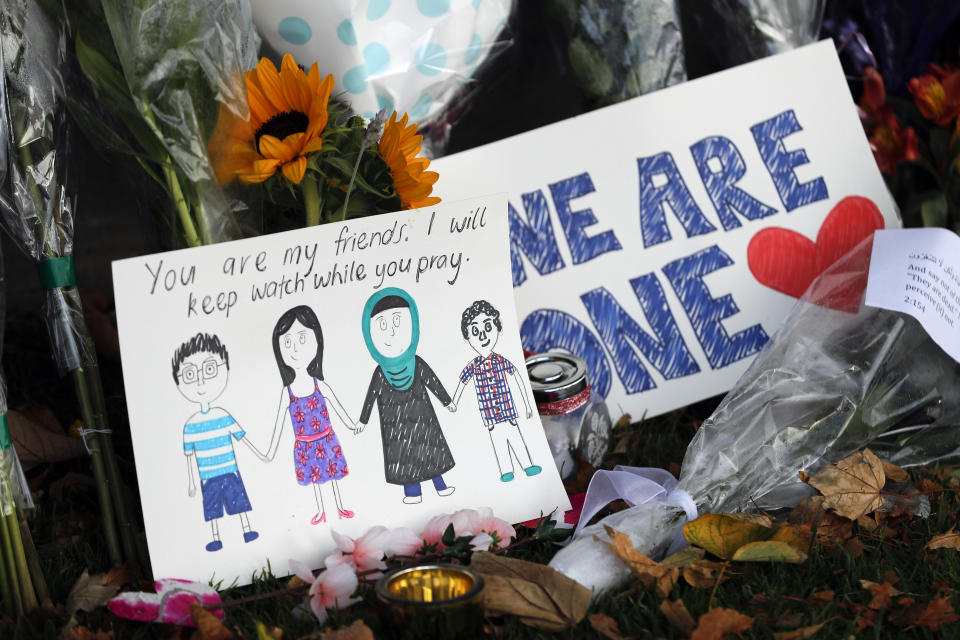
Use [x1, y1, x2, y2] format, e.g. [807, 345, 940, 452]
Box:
[2, 311, 959, 638]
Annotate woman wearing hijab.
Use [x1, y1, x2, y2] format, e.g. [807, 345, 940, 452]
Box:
[357, 287, 457, 504]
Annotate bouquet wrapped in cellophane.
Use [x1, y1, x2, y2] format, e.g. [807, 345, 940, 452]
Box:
[0, 0, 138, 567]
[550, 235, 960, 592]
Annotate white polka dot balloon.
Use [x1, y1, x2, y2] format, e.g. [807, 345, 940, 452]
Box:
[251, 0, 511, 125]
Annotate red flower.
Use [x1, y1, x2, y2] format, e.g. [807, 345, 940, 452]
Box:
[306, 396, 319, 411]
[295, 440, 302, 451]
[310, 416, 322, 431]
[860, 67, 886, 117]
[297, 449, 309, 465]
[869, 110, 919, 176]
[326, 432, 334, 442]
[293, 407, 306, 423]
[327, 460, 337, 477]
[314, 443, 323, 458]
[296, 468, 304, 482]
[909, 72, 960, 127]
[310, 466, 323, 483]
[333, 445, 342, 458]
[340, 465, 348, 477]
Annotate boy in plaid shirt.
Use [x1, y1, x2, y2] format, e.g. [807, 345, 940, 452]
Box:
[451, 300, 541, 482]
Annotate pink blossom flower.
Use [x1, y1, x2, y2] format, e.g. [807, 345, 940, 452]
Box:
[388, 527, 422, 556]
[473, 507, 516, 549]
[470, 532, 494, 551]
[326, 526, 394, 573]
[289, 560, 359, 624]
[420, 513, 455, 548]
[418, 508, 514, 550]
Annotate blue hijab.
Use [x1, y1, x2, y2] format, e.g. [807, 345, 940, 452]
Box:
[361, 287, 420, 391]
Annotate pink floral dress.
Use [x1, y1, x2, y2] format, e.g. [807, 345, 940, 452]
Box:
[287, 380, 348, 486]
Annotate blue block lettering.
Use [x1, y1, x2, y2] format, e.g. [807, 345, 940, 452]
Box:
[690, 135, 777, 230]
[520, 308, 612, 399]
[581, 277, 700, 394]
[508, 191, 566, 287]
[549, 173, 622, 265]
[637, 152, 716, 248]
[750, 110, 829, 212]
[662, 245, 769, 369]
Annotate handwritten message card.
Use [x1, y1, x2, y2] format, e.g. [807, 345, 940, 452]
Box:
[866, 228, 960, 363]
[433, 40, 900, 420]
[112, 196, 570, 586]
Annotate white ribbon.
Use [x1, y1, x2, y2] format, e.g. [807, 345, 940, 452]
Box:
[573, 466, 698, 551]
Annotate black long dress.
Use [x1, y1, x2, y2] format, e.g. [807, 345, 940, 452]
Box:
[360, 355, 455, 485]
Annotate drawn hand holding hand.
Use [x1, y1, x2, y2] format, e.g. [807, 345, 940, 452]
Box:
[355, 421, 366, 434]
[526, 407, 533, 419]
[446, 402, 457, 413]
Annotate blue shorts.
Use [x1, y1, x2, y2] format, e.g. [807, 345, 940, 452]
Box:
[201, 471, 252, 521]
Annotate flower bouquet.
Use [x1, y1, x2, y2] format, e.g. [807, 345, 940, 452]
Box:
[550, 234, 960, 592]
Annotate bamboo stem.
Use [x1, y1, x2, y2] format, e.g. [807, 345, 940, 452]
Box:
[0, 512, 24, 617]
[301, 174, 322, 227]
[4, 512, 36, 612]
[18, 516, 48, 604]
[0, 519, 12, 617]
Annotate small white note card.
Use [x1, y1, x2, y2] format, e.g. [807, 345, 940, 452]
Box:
[865, 228, 960, 362]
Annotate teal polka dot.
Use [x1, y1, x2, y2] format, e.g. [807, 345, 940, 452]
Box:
[410, 93, 433, 119]
[367, 0, 390, 21]
[417, 0, 449, 17]
[343, 65, 368, 94]
[363, 43, 390, 75]
[277, 17, 312, 46]
[415, 43, 446, 76]
[362, 111, 375, 120]
[376, 93, 394, 115]
[472, 0, 481, 8]
[336, 19, 357, 46]
[465, 34, 483, 65]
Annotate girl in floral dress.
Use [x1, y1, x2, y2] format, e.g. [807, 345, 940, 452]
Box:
[266, 306, 357, 524]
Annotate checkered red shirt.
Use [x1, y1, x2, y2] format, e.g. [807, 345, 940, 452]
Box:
[460, 352, 518, 426]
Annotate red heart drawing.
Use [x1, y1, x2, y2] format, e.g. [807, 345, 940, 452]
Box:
[747, 195, 885, 311]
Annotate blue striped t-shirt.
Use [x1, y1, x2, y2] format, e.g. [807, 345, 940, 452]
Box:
[183, 411, 245, 482]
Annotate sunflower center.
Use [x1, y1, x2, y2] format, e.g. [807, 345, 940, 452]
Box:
[255, 110, 309, 153]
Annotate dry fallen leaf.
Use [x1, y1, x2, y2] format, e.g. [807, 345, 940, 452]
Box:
[255, 620, 284, 639]
[771, 524, 813, 553]
[601, 526, 677, 598]
[924, 529, 960, 551]
[860, 580, 902, 610]
[880, 460, 909, 482]
[690, 607, 753, 640]
[772, 620, 829, 639]
[68, 627, 113, 640]
[731, 540, 807, 563]
[804, 449, 885, 520]
[310, 620, 374, 640]
[190, 603, 234, 640]
[911, 595, 959, 631]
[7, 408, 87, 470]
[660, 599, 696, 635]
[104, 563, 137, 588]
[683, 514, 773, 559]
[66, 570, 121, 616]
[682, 560, 728, 589]
[588, 613, 629, 640]
[471, 552, 592, 631]
[808, 591, 834, 607]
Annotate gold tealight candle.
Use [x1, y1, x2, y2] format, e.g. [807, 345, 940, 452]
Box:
[376, 564, 485, 638]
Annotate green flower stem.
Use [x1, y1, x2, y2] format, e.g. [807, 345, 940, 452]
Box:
[0, 517, 12, 617]
[3, 511, 35, 612]
[71, 365, 123, 566]
[18, 516, 48, 604]
[339, 145, 367, 222]
[301, 173, 322, 227]
[194, 196, 213, 246]
[0, 508, 24, 617]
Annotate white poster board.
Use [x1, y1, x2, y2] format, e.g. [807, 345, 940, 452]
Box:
[434, 40, 900, 420]
[113, 196, 570, 586]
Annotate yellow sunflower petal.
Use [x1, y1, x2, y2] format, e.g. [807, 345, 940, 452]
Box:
[258, 134, 298, 163]
[238, 158, 281, 183]
[302, 135, 325, 154]
[256, 57, 291, 114]
[279, 53, 311, 115]
[281, 156, 307, 184]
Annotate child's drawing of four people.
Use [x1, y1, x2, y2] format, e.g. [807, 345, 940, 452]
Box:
[174, 289, 538, 552]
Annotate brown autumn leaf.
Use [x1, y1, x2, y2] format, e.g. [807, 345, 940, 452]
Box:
[809, 591, 835, 607]
[803, 449, 885, 520]
[916, 477, 944, 498]
[190, 603, 234, 640]
[600, 526, 677, 598]
[682, 560, 728, 589]
[104, 563, 137, 588]
[7, 408, 87, 470]
[860, 580, 902, 610]
[911, 595, 959, 631]
[690, 607, 753, 640]
[471, 552, 592, 631]
[301, 619, 374, 640]
[924, 529, 960, 551]
[660, 599, 696, 635]
[683, 513, 773, 559]
[254, 620, 283, 640]
[65, 570, 121, 616]
[588, 613, 630, 640]
[68, 627, 113, 640]
[880, 460, 909, 482]
[661, 546, 706, 567]
[772, 620, 829, 639]
[771, 524, 813, 553]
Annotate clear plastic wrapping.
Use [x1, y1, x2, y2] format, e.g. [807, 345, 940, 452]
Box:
[551, 235, 960, 592]
[0, 0, 96, 375]
[250, 0, 514, 155]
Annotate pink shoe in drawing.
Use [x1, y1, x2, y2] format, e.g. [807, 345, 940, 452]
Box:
[311, 512, 327, 525]
[338, 508, 355, 519]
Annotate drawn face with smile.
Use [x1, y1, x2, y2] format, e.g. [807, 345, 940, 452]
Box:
[370, 307, 412, 358]
[175, 351, 228, 406]
[279, 319, 318, 369]
[467, 312, 499, 358]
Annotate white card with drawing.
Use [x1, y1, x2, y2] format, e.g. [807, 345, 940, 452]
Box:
[112, 195, 570, 586]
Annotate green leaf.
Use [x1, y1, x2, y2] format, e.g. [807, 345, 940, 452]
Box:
[441, 523, 456, 548]
[731, 540, 808, 563]
[921, 193, 949, 227]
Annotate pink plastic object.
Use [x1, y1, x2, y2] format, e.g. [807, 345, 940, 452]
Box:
[108, 578, 223, 626]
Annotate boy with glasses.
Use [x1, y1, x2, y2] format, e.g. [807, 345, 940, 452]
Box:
[172, 333, 265, 551]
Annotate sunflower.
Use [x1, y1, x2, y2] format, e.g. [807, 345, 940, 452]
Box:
[378, 111, 441, 209]
[213, 54, 333, 185]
